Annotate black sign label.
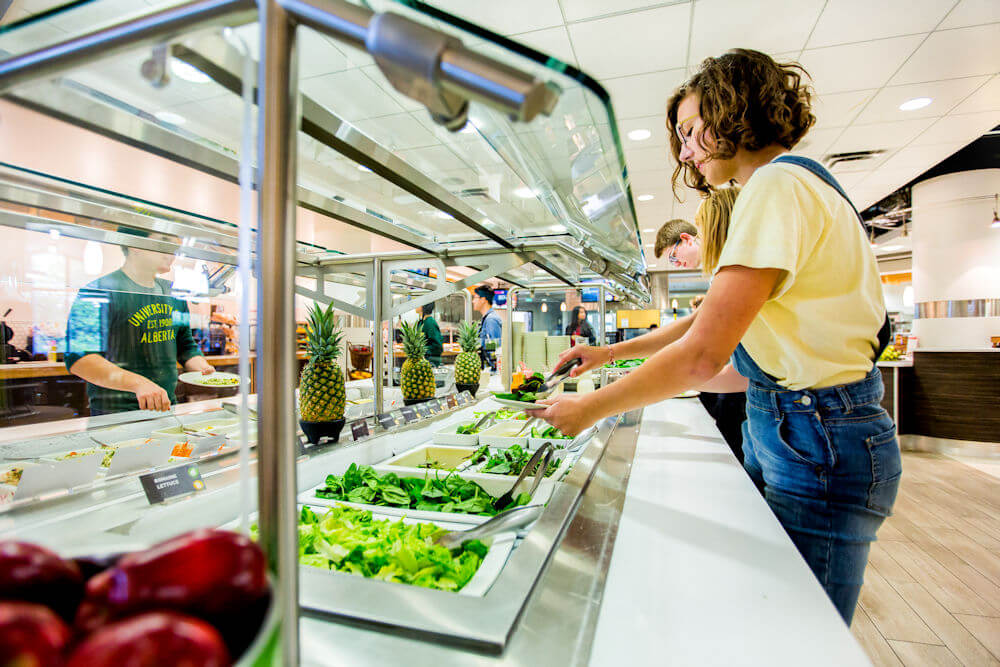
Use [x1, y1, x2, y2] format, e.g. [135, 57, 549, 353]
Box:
[400, 406, 417, 423]
[427, 398, 443, 414]
[445, 394, 458, 408]
[350, 419, 370, 441]
[414, 402, 432, 418]
[141, 463, 205, 504]
[377, 413, 397, 431]
[457, 391, 473, 406]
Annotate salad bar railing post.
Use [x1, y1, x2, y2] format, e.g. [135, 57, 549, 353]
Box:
[372, 257, 385, 417]
[255, 1, 301, 663]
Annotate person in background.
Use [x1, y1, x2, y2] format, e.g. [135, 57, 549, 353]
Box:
[530, 49, 899, 624]
[472, 285, 502, 371]
[565, 306, 595, 345]
[66, 229, 214, 414]
[654, 218, 701, 268]
[415, 301, 443, 366]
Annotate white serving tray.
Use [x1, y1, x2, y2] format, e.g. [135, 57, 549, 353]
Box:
[14, 454, 103, 500]
[432, 424, 480, 447]
[378, 444, 480, 473]
[473, 450, 574, 482]
[478, 421, 530, 449]
[104, 439, 174, 475]
[300, 472, 554, 526]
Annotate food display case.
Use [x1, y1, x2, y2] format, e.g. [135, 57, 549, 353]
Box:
[0, 0, 654, 663]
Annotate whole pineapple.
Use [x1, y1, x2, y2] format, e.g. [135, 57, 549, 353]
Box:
[454, 321, 482, 386]
[299, 302, 346, 422]
[399, 320, 435, 400]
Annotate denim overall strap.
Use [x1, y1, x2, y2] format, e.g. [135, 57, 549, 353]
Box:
[772, 155, 892, 360]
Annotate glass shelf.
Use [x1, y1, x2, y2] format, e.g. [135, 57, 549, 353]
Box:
[0, 0, 647, 285]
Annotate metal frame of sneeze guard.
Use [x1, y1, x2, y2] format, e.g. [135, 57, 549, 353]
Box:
[0, 1, 646, 661]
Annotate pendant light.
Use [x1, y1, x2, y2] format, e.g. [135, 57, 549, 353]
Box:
[559, 302, 566, 312]
[541, 302, 548, 312]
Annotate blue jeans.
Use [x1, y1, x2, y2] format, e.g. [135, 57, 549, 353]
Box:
[741, 369, 901, 624]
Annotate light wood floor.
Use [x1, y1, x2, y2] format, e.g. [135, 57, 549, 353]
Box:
[852, 452, 1000, 666]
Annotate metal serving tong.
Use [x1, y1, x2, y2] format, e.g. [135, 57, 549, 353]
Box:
[533, 358, 582, 399]
[492, 442, 554, 511]
[433, 504, 544, 551]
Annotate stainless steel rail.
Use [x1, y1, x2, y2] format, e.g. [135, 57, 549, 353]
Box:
[254, 1, 300, 662]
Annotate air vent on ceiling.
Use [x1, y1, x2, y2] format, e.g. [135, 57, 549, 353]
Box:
[823, 149, 886, 173]
[457, 187, 496, 202]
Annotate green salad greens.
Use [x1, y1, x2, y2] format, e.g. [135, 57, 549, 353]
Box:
[604, 358, 646, 369]
[529, 426, 570, 440]
[455, 423, 479, 435]
[475, 409, 528, 421]
[493, 372, 545, 403]
[315, 463, 529, 516]
[468, 444, 562, 478]
[288, 505, 487, 592]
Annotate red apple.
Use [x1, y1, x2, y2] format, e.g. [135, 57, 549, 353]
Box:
[66, 611, 229, 667]
[0, 601, 70, 667]
[0, 541, 83, 621]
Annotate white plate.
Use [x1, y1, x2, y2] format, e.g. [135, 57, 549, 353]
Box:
[432, 425, 480, 447]
[677, 389, 700, 398]
[178, 371, 241, 387]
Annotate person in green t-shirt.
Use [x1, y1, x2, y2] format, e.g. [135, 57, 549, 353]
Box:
[65, 231, 215, 414]
[415, 301, 443, 367]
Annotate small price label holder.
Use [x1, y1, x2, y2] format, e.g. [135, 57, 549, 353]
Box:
[376, 412, 398, 431]
[445, 394, 459, 409]
[140, 462, 205, 505]
[456, 391, 473, 406]
[414, 402, 433, 419]
[426, 398, 444, 414]
[350, 418, 371, 442]
[400, 406, 418, 424]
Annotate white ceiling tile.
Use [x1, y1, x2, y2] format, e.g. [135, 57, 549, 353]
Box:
[618, 115, 670, 149]
[806, 0, 950, 49]
[891, 24, 1000, 84]
[560, 0, 673, 22]
[624, 145, 672, 172]
[600, 68, 688, 119]
[795, 127, 843, 157]
[811, 89, 876, 129]
[421, 0, 565, 35]
[670, 192, 702, 221]
[950, 75, 1000, 114]
[910, 111, 999, 146]
[939, 0, 1000, 29]
[798, 35, 924, 94]
[568, 4, 690, 79]
[629, 168, 674, 192]
[880, 143, 960, 171]
[302, 69, 405, 122]
[829, 118, 936, 153]
[508, 26, 577, 67]
[688, 0, 824, 66]
[854, 76, 989, 125]
[352, 112, 440, 151]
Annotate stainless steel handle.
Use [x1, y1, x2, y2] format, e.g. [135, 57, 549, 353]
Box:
[436, 504, 544, 550]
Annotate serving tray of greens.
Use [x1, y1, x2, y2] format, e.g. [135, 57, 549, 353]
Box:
[380, 444, 480, 472]
[432, 422, 482, 447]
[286, 505, 516, 597]
[301, 463, 554, 525]
[464, 444, 571, 480]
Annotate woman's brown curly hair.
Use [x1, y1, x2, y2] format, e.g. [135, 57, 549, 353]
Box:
[667, 49, 816, 195]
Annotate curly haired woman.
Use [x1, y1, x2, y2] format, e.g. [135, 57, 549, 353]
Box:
[530, 49, 900, 624]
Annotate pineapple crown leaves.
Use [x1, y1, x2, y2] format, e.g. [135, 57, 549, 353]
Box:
[458, 320, 481, 353]
[399, 320, 428, 359]
[305, 302, 343, 362]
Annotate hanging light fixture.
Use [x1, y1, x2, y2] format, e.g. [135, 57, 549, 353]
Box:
[559, 302, 566, 312]
[541, 302, 548, 312]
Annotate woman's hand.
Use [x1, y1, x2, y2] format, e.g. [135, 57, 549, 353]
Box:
[131, 377, 171, 411]
[524, 394, 597, 437]
[554, 345, 610, 377]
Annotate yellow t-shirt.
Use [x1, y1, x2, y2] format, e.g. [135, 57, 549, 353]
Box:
[715, 158, 885, 390]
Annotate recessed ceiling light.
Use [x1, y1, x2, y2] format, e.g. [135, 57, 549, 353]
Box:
[637, 194, 655, 202]
[880, 244, 904, 251]
[642, 228, 655, 232]
[154, 110, 186, 125]
[357, 165, 373, 173]
[514, 187, 536, 199]
[434, 211, 454, 220]
[170, 60, 211, 83]
[899, 97, 932, 111]
[644, 243, 654, 247]
[627, 128, 651, 141]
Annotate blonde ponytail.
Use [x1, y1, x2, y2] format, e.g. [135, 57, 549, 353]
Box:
[696, 187, 740, 274]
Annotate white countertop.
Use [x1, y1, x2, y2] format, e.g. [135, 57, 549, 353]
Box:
[876, 359, 913, 367]
[590, 398, 871, 666]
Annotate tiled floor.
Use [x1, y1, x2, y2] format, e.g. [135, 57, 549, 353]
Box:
[852, 452, 1000, 666]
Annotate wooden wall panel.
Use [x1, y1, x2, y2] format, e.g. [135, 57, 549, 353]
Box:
[899, 353, 1000, 442]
